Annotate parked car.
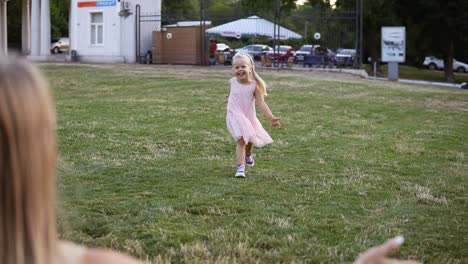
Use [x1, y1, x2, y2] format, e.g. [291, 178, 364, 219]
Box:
[235, 44, 273, 60]
[335, 48, 356, 67]
[216, 43, 230, 52]
[423, 56, 468, 72]
[294, 44, 320, 63]
[267, 45, 294, 62]
[50, 37, 69, 54]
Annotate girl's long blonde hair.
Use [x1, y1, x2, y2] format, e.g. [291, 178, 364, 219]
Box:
[233, 53, 267, 95]
[0, 57, 57, 264]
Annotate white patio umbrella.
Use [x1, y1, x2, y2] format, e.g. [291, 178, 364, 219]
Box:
[206, 15, 302, 40]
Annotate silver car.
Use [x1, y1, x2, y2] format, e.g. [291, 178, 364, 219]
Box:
[235, 44, 273, 60]
[50, 37, 69, 54]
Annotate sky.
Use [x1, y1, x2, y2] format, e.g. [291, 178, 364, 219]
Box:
[296, 0, 337, 7]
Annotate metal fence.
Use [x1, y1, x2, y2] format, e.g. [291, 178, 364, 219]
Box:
[136, 5, 161, 64]
[140, 1, 362, 67]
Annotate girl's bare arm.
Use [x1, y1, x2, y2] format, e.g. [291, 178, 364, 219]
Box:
[254, 86, 281, 128]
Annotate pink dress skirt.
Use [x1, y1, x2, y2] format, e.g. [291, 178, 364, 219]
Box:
[226, 77, 273, 147]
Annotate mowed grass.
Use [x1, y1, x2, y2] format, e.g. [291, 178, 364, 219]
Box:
[42, 63, 467, 263]
[365, 64, 468, 84]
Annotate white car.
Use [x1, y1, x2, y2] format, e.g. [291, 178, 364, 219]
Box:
[216, 43, 230, 52]
[423, 56, 468, 73]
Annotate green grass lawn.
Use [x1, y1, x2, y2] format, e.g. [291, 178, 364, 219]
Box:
[43, 63, 467, 263]
[364, 64, 468, 83]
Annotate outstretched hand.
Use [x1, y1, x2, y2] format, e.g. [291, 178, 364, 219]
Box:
[270, 117, 281, 128]
[353, 236, 421, 264]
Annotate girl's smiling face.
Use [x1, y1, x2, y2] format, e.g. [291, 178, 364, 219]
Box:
[233, 57, 252, 83]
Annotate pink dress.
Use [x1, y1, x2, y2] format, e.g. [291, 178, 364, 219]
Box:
[226, 77, 273, 147]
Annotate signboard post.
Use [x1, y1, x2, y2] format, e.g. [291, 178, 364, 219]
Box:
[381, 27, 405, 81]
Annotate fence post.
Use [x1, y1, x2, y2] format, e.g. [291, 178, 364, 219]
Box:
[199, 0, 206, 65]
[273, 0, 281, 68]
[135, 4, 140, 64]
[359, 0, 363, 66]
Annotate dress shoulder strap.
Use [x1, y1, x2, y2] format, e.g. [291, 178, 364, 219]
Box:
[57, 241, 87, 264]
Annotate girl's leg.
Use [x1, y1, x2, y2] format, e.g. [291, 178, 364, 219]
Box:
[245, 142, 255, 167]
[235, 139, 247, 177]
[245, 142, 253, 156]
[236, 138, 246, 165]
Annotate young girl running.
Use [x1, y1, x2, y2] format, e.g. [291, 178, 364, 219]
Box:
[226, 53, 281, 178]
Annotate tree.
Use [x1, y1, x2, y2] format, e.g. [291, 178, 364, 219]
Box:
[394, 0, 468, 82]
[162, 0, 199, 22]
[308, 0, 334, 10]
[50, 0, 70, 38]
[241, 0, 297, 13]
[331, 0, 400, 69]
[6, 0, 21, 50]
[334, 0, 468, 82]
[6, 0, 70, 50]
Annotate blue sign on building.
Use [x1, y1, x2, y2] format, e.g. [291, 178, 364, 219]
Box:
[96, 0, 116, 7]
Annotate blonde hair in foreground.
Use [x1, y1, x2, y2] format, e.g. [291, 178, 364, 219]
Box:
[233, 53, 267, 95]
[0, 57, 57, 264]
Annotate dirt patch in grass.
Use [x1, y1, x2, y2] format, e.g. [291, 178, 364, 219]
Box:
[424, 98, 468, 112]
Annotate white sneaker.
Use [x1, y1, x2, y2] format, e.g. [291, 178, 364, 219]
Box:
[235, 164, 246, 178]
[245, 155, 255, 167]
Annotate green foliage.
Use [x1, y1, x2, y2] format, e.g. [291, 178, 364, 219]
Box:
[50, 0, 70, 38]
[241, 0, 297, 13]
[308, 0, 334, 10]
[335, 0, 468, 82]
[6, 0, 21, 49]
[394, 0, 468, 62]
[6, 0, 70, 48]
[162, 0, 199, 20]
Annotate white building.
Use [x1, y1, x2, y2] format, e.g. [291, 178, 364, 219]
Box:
[70, 0, 161, 63]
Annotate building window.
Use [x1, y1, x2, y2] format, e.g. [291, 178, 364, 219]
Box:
[90, 12, 103, 45]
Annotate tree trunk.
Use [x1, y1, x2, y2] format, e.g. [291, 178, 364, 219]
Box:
[444, 40, 455, 83]
[363, 24, 382, 76]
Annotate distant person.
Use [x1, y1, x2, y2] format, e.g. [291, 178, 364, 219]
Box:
[226, 53, 281, 178]
[286, 48, 295, 67]
[286, 48, 294, 58]
[223, 48, 233, 66]
[0, 56, 142, 264]
[209, 39, 217, 58]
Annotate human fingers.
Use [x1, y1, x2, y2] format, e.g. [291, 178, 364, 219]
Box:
[380, 259, 422, 264]
[271, 119, 281, 128]
[354, 236, 405, 264]
[370, 236, 405, 259]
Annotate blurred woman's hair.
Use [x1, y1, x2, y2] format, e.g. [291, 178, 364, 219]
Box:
[0, 57, 57, 264]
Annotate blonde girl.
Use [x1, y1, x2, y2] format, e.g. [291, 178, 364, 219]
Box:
[226, 53, 281, 178]
[0, 56, 141, 264]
